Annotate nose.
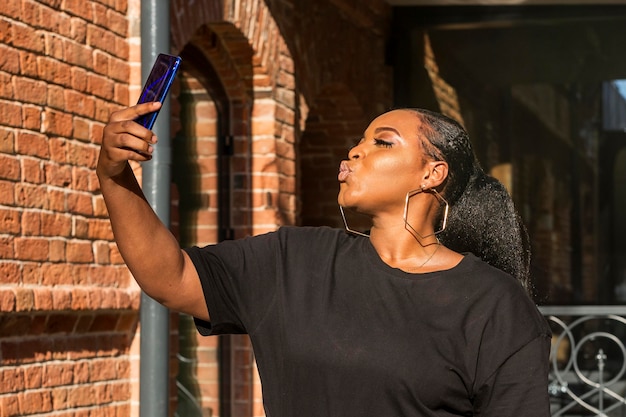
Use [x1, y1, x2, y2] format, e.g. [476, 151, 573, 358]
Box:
[348, 142, 363, 160]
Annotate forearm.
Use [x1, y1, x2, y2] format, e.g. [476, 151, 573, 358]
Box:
[99, 162, 185, 304]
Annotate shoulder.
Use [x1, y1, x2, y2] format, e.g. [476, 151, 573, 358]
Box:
[275, 226, 354, 248]
[457, 254, 550, 333]
[277, 225, 346, 239]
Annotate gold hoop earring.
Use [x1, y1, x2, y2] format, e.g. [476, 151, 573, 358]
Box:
[402, 186, 449, 239]
[339, 206, 370, 238]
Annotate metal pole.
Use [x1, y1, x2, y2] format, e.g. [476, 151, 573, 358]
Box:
[140, 1, 171, 416]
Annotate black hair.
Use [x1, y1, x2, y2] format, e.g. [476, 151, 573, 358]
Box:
[408, 108, 531, 291]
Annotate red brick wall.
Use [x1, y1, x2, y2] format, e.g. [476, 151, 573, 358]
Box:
[1, 0, 393, 416]
[0, 0, 141, 416]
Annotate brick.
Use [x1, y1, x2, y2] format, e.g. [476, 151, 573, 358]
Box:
[91, 122, 105, 144]
[15, 183, 46, 209]
[15, 237, 49, 261]
[50, 287, 72, 308]
[46, 189, 66, 212]
[22, 105, 42, 130]
[88, 218, 113, 240]
[38, 4, 70, 36]
[67, 192, 93, 216]
[87, 72, 115, 101]
[21, 210, 40, 235]
[0, 100, 22, 127]
[0, 286, 17, 310]
[0, 45, 20, 74]
[21, 157, 44, 184]
[0, 208, 21, 234]
[64, 89, 95, 118]
[94, 98, 114, 122]
[43, 363, 74, 387]
[49, 239, 65, 262]
[32, 288, 54, 310]
[21, 0, 41, 27]
[67, 142, 98, 168]
[15, 288, 35, 311]
[74, 314, 94, 332]
[93, 241, 110, 264]
[46, 312, 77, 333]
[44, 162, 72, 187]
[19, 389, 53, 414]
[0, 17, 13, 43]
[0, 367, 24, 394]
[86, 170, 100, 192]
[11, 22, 45, 53]
[23, 364, 43, 389]
[44, 33, 65, 61]
[73, 117, 91, 142]
[41, 212, 72, 237]
[74, 217, 88, 238]
[69, 17, 87, 43]
[0, 71, 12, 99]
[109, 56, 130, 83]
[18, 51, 38, 79]
[63, 40, 92, 69]
[50, 387, 69, 410]
[16, 131, 49, 159]
[64, 0, 93, 21]
[69, 288, 89, 310]
[0, 235, 15, 259]
[47, 84, 65, 109]
[93, 49, 109, 76]
[37, 56, 72, 87]
[22, 262, 43, 284]
[0, 153, 20, 180]
[0, 390, 21, 416]
[0, 127, 15, 153]
[90, 313, 119, 333]
[42, 108, 73, 137]
[87, 24, 117, 56]
[49, 138, 68, 163]
[71, 66, 88, 92]
[66, 240, 93, 263]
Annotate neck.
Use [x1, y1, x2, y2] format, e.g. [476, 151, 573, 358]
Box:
[369, 220, 439, 263]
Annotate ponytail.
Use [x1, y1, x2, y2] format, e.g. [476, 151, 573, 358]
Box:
[438, 166, 531, 291]
[409, 108, 531, 291]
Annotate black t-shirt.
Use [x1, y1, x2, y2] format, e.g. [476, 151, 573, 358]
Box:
[185, 226, 552, 417]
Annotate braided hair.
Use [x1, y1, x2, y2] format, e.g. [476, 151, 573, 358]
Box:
[407, 108, 531, 291]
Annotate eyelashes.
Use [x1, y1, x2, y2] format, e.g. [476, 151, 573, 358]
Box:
[374, 138, 393, 148]
[351, 137, 393, 149]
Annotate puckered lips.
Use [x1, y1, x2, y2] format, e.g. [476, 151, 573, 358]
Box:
[338, 160, 352, 182]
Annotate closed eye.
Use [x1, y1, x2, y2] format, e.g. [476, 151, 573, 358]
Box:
[374, 138, 393, 148]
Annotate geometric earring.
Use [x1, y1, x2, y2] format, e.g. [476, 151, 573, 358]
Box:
[403, 186, 449, 239]
[339, 206, 370, 238]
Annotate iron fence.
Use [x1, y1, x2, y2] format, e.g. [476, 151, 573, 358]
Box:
[539, 306, 626, 417]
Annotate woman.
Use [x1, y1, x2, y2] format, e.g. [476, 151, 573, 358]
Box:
[97, 103, 551, 416]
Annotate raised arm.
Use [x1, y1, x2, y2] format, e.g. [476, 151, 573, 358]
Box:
[97, 102, 209, 320]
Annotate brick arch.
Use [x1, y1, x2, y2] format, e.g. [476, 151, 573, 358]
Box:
[168, 10, 295, 417]
[170, 2, 298, 234]
[170, 0, 282, 96]
[300, 83, 370, 229]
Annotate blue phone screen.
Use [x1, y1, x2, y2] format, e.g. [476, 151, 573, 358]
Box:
[135, 54, 181, 129]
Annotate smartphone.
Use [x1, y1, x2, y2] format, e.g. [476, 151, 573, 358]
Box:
[134, 53, 182, 129]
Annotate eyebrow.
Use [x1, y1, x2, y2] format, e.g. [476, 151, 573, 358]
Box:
[373, 126, 401, 136]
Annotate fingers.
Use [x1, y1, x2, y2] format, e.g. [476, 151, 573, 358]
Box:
[110, 101, 162, 123]
[98, 102, 162, 178]
[104, 102, 161, 151]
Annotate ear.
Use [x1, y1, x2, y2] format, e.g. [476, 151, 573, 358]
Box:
[422, 161, 448, 189]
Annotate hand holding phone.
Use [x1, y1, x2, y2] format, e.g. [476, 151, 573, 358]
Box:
[134, 53, 182, 129]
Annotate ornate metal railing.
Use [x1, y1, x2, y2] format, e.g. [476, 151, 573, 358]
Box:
[539, 306, 626, 417]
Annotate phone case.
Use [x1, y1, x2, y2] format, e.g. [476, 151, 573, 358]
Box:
[134, 53, 182, 129]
